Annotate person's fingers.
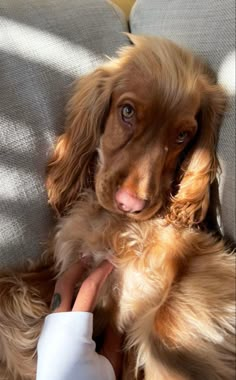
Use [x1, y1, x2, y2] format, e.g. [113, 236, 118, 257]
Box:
[100, 325, 124, 379]
[72, 261, 113, 312]
[51, 262, 85, 312]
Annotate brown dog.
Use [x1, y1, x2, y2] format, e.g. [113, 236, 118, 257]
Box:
[0, 35, 235, 380]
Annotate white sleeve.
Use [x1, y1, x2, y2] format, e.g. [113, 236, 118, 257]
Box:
[36, 312, 116, 380]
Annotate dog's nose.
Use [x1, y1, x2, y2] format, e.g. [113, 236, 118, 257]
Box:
[115, 188, 146, 213]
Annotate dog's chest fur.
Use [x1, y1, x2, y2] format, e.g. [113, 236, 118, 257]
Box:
[53, 192, 192, 331]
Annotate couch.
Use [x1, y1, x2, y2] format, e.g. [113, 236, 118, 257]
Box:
[0, 0, 235, 268]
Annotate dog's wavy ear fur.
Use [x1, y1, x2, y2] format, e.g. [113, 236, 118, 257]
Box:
[46, 68, 113, 216]
[169, 77, 226, 226]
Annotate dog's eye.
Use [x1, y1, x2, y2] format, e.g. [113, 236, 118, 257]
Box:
[121, 104, 135, 121]
[176, 131, 189, 144]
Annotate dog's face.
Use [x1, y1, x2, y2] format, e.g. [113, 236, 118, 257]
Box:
[47, 35, 226, 225]
[95, 59, 200, 220]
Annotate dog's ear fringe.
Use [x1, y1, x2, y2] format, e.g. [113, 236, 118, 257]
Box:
[168, 80, 227, 227]
[46, 68, 113, 217]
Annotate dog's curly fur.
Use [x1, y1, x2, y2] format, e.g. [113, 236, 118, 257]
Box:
[0, 35, 235, 380]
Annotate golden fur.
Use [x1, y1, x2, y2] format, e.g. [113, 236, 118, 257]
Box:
[0, 35, 235, 380]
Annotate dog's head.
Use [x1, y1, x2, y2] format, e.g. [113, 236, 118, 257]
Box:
[46, 35, 226, 226]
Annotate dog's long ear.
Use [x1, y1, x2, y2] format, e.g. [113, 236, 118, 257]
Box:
[46, 67, 112, 216]
[169, 77, 226, 226]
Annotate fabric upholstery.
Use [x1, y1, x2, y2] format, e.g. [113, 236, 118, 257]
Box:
[0, 0, 129, 268]
[130, 0, 236, 242]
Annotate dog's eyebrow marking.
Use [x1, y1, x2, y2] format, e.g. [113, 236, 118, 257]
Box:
[164, 146, 169, 152]
[51, 293, 62, 311]
[116, 92, 143, 106]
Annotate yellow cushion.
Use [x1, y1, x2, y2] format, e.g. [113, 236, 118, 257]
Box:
[111, 0, 135, 18]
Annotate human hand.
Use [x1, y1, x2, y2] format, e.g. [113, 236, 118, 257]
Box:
[50, 261, 123, 379]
